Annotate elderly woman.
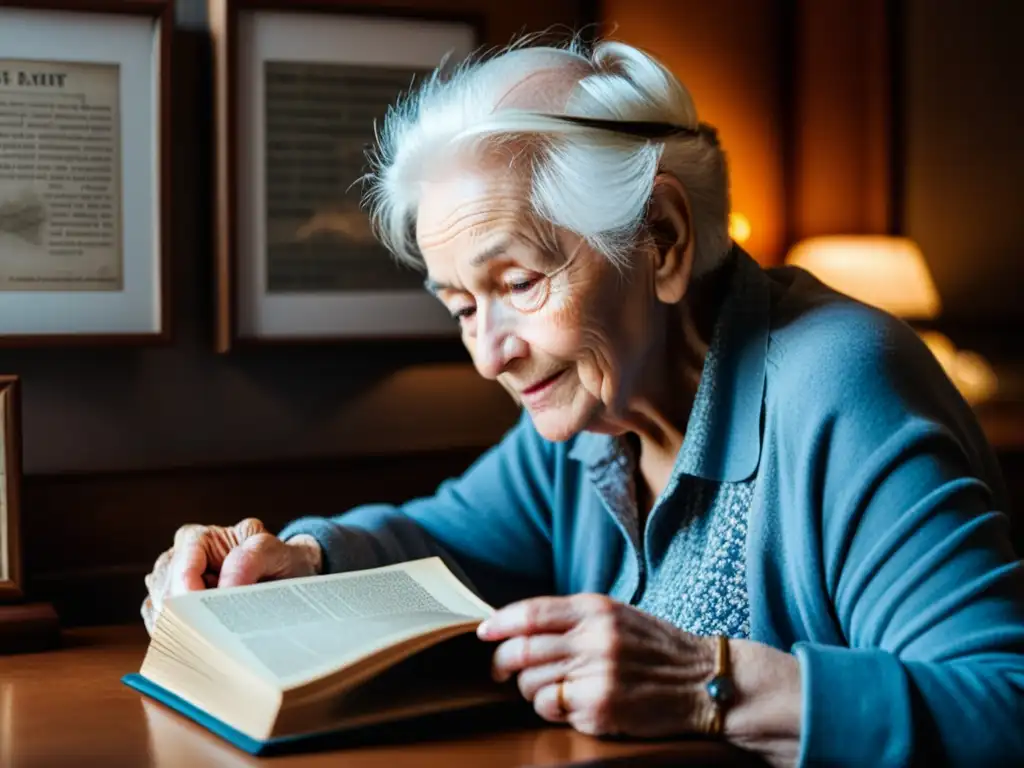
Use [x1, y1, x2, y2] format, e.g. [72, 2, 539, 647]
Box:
[143, 38, 1024, 766]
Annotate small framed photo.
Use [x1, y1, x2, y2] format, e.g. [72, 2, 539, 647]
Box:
[210, 1, 479, 351]
[0, 375, 23, 601]
[0, 1, 172, 346]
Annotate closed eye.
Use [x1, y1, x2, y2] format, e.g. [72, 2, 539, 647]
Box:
[508, 276, 541, 293]
[452, 306, 476, 320]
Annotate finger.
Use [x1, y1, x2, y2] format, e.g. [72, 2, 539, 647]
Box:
[491, 633, 570, 682]
[145, 572, 160, 615]
[141, 596, 155, 636]
[232, 517, 266, 540]
[218, 533, 285, 588]
[152, 547, 174, 577]
[203, 518, 267, 572]
[478, 594, 610, 640]
[173, 524, 208, 551]
[533, 681, 572, 724]
[172, 519, 265, 575]
[146, 548, 174, 604]
[515, 660, 572, 701]
[168, 532, 210, 597]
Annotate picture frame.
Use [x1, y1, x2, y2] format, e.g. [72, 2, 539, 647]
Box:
[210, 1, 481, 352]
[0, 0, 172, 346]
[0, 375, 22, 601]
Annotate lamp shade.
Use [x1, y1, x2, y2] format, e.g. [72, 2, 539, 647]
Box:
[785, 236, 941, 319]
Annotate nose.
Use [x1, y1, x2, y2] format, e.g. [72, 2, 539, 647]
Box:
[473, 299, 527, 380]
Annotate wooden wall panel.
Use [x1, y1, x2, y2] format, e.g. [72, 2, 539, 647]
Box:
[901, 0, 1024, 327]
[788, 0, 892, 243]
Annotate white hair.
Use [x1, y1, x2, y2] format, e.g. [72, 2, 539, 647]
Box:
[362, 34, 732, 277]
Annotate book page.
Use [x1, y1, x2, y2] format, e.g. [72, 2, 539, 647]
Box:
[165, 558, 493, 688]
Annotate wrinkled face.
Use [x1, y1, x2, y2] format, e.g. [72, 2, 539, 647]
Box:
[417, 163, 662, 442]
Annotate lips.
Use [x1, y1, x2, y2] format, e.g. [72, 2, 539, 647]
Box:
[520, 370, 565, 397]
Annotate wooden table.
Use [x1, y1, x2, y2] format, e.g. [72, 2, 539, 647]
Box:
[0, 626, 763, 768]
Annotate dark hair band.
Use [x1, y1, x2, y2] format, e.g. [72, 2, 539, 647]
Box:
[546, 114, 719, 145]
[361, 116, 719, 157]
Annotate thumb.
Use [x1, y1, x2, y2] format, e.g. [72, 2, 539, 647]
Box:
[217, 533, 291, 589]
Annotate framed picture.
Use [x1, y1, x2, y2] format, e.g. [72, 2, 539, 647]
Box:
[210, 1, 480, 351]
[0, 375, 22, 601]
[0, 0, 172, 346]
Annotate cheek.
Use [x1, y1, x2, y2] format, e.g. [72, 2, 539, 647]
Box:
[564, 271, 634, 364]
[530, 271, 634, 400]
[570, 270, 656, 403]
[515, 272, 587, 357]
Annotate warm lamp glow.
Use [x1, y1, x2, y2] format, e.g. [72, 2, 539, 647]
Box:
[785, 236, 941, 319]
[729, 212, 752, 244]
[918, 331, 999, 405]
[785, 235, 998, 405]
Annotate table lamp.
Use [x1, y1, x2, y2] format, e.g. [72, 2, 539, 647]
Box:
[784, 235, 998, 404]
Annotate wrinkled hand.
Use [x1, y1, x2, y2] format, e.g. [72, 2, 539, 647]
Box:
[478, 594, 717, 737]
[141, 518, 322, 635]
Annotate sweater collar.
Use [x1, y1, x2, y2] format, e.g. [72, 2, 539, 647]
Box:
[568, 245, 770, 483]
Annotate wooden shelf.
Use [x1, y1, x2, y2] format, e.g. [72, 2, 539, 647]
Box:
[0, 602, 60, 654]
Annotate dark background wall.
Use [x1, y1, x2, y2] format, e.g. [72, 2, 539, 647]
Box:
[902, 0, 1024, 328]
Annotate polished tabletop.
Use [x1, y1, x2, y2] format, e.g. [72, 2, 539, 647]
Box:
[0, 625, 764, 768]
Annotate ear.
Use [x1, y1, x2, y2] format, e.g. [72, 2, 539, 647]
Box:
[645, 173, 695, 305]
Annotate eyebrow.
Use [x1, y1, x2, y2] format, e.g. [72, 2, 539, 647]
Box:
[423, 239, 511, 295]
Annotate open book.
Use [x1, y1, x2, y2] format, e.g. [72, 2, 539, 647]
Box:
[123, 557, 526, 755]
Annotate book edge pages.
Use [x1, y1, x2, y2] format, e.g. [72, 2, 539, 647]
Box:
[139, 609, 284, 741]
[139, 557, 496, 740]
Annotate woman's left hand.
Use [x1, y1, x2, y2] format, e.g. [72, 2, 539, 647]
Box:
[477, 593, 719, 737]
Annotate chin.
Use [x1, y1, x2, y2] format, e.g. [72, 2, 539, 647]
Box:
[525, 400, 601, 443]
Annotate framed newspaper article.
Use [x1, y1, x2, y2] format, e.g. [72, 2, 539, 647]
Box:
[210, 1, 479, 351]
[0, 1, 172, 346]
[0, 375, 22, 600]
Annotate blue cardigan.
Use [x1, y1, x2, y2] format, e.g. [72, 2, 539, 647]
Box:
[280, 251, 1024, 765]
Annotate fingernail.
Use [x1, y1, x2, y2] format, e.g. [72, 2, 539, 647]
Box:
[477, 621, 490, 638]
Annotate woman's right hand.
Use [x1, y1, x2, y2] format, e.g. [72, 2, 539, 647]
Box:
[141, 518, 322, 635]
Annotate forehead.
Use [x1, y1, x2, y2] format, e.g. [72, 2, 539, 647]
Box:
[415, 163, 532, 254]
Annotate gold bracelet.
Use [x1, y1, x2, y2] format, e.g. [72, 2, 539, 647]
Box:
[705, 634, 735, 736]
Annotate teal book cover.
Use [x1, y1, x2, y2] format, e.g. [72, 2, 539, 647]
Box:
[122, 673, 536, 756]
